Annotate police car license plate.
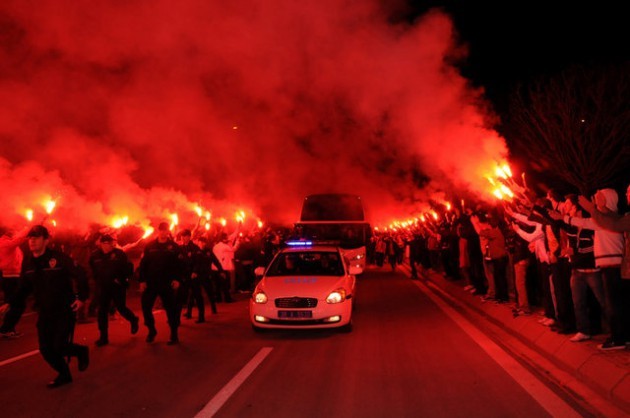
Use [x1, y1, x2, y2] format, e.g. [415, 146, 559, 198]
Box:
[278, 310, 313, 319]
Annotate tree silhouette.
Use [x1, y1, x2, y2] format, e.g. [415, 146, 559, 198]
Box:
[505, 63, 630, 194]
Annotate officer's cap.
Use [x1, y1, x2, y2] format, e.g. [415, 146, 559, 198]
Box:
[27, 225, 50, 239]
[100, 234, 114, 243]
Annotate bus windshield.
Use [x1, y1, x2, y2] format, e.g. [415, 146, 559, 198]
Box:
[296, 193, 370, 272]
[300, 194, 365, 221]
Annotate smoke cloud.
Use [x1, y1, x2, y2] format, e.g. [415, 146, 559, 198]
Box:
[0, 0, 507, 232]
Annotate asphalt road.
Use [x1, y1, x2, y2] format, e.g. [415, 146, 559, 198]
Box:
[0, 268, 584, 418]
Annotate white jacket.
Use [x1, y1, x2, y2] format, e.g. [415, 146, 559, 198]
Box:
[565, 216, 623, 267]
[213, 241, 236, 271]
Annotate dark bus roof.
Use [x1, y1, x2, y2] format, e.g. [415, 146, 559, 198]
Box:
[300, 194, 365, 222]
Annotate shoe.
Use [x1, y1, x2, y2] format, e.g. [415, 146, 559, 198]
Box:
[0, 330, 23, 339]
[77, 346, 89, 371]
[47, 374, 72, 388]
[598, 338, 626, 351]
[183, 314, 192, 319]
[95, 338, 109, 347]
[130, 318, 139, 335]
[167, 333, 179, 345]
[195, 319, 205, 323]
[146, 329, 157, 343]
[551, 326, 574, 335]
[463, 285, 474, 291]
[570, 332, 591, 342]
[542, 318, 555, 326]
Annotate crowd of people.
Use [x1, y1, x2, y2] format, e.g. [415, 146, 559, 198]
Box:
[0, 221, 285, 387]
[368, 183, 630, 351]
[2, 181, 629, 388]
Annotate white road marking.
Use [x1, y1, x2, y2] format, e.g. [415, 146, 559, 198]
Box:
[412, 279, 581, 418]
[195, 347, 274, 418]
[0, 350, 39, 367]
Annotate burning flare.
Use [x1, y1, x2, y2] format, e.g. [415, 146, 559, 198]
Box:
[44, 199, 56, 215]
[142, 226, 155, 239]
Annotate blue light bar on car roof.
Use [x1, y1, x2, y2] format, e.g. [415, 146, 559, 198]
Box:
[286, 240, 313, 247]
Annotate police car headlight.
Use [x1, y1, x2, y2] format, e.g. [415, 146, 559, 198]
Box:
[326, 288, 346, 304]
[253, 291, 268, 304]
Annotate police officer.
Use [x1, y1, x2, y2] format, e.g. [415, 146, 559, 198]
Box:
[177, 229, 204, 323]
[138, 222, 182, 344]
[0, 225, 89, 388]
[192, 237, 222, 319]
[89, 234, 139, 346]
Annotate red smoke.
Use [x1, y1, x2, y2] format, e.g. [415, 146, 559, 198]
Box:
[0, 0, 507, 231]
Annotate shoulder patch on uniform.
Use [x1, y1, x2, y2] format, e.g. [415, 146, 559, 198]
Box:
[49, 258, 57, 269]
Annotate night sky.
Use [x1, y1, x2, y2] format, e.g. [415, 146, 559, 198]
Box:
[407, 1, 630, 115]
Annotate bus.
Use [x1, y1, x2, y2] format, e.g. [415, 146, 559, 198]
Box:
[294, 194, 371, 272]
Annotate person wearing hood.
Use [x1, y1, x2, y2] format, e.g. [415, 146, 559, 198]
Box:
[549, 188, 626, 350]
[579, 184, 630, 279]
[578, 184, 630, 231]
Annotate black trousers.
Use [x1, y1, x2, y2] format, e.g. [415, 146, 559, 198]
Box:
[184, 278, 202, 318]
[537, 261, 555, 319]
[187, 276, 218, 318]
[550, 259, 575, 332]
[97, 283, 137, 335]
[213, 271, 232, 303]
[176, 279, 191, 321]
[601, 267, 630, 344]
[141, 285, 178, 332]
[491, 256, 509, 302]
[37, 312, 85, 378]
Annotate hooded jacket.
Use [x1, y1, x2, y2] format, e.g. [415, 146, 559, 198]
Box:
[565, 189, 624, 268]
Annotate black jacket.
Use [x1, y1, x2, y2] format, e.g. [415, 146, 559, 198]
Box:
[12, 249, 88, 314]
[89, 248, 133, 287]
[138, 239, 183, 287]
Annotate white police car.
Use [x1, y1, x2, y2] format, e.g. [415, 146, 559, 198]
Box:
[250, 241, 359, 332]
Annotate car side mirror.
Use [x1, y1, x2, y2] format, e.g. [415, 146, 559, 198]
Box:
[348, 266, 363, 276]
[254, 266, 266, 277]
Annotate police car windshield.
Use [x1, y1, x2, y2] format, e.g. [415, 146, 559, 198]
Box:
[266, 251, 345, 277]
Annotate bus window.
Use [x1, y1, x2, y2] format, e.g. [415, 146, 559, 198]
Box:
[300, 194, 365, 221]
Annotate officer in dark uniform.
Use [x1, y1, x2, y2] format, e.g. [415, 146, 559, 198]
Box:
[0, 225, 89, 388]
[177, 229, 204, 323]
[89, 234, 139, 346]
[138, 222, 182, 344]
[191, 237, 223, 318]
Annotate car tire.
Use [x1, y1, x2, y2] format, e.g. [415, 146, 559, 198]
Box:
[339, 320, 353, 333]
[252, 324, 267, 333]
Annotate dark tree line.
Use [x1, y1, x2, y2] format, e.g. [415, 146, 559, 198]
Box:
[505, 63, 630, 195]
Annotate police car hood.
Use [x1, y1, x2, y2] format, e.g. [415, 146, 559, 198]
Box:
[260, 275, 349, 297]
